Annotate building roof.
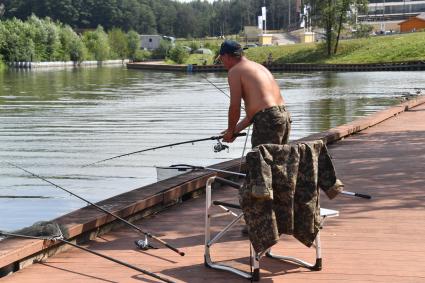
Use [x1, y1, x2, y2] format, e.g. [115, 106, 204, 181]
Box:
[398, 12, 425, 24]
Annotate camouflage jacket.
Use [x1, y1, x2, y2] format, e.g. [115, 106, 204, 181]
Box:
[239, 140, 343, 253]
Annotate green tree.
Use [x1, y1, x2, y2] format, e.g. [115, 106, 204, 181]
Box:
[108, 28, 128, 60]
[307, 0, 368, 55]
[83, 25, 110, 61]
[2, 0, 303, 38]
[126, 30, 140, 61]
[0, 18, 35, 62]
[69, 36, 87, 62]
[27, 15, 62, 61]
[59, 25, 86, 62]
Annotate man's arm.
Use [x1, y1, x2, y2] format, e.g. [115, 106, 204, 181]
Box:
[223, 71, 242, 143]
[234, 116, 251, 133]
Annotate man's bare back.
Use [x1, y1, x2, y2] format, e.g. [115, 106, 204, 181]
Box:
[218, 40, 288, 143]
[228, 57, 284, 120]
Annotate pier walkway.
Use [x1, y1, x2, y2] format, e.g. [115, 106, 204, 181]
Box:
[2, 102, 425, 282]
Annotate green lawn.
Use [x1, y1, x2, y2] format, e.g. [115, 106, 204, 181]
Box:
[244, 32, 425, 64]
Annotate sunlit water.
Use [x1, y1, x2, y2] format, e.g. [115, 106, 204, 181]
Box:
[1, 66, 423, 231]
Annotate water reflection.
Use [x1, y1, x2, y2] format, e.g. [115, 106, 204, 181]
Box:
[1, 66, 423, 231]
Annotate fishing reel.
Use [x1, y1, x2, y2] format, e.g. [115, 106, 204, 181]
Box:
[134, 235, 157, 250]
[214, 139, 229, 153]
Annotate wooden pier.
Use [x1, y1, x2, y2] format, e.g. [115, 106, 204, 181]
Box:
[1, 96, 425, 282]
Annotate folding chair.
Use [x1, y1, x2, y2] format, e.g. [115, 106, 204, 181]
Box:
[204, 176, 339, 281]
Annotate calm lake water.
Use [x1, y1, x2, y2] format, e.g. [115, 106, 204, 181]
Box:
[1, 66, 423, 231]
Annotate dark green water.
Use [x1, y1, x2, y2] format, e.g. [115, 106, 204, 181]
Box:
[1, 66, 423, 231]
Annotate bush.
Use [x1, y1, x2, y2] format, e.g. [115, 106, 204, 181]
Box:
[353, 24, 373, 38]
[188, 40, 200, 51]
[168, 45, 189, 64]
[133, 49, 152, 62]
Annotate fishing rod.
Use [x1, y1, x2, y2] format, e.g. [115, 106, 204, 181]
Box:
[157, 164, 246, 177]
[0, 227, 175, 283]
[82, 133, 246, 168]
[5, 161, 185, 257]
[160, 164, 372, 199]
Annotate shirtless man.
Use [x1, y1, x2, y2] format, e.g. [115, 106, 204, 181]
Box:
[218, 40, 291, 147]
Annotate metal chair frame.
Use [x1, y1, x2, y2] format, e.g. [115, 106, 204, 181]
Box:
[204, 176, 339, 281]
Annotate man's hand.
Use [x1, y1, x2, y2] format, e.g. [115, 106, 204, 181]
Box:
[221, 129, 237, 143]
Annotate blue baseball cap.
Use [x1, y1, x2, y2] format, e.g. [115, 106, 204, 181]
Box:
[219, 40, 243, 56]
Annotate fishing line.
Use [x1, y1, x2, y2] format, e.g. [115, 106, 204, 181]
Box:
[200, 74, 251, 172]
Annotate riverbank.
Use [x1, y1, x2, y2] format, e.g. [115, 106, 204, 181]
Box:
[1, 95, 424, 280]
[245, 31, 425, 65]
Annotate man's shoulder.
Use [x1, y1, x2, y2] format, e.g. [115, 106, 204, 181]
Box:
[229, 59, 254, 73]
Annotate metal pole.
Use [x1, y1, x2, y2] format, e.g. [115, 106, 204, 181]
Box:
[264, 0, 267, 33]
[288, 0, 291, 29]
[382, 0, 386, 31]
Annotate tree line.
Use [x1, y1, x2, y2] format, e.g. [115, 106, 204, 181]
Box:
[0, 0, 373, 63]
[1, 0, 303, 38]
[0, 15, 144, 63]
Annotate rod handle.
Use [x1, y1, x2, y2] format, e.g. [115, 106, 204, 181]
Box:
[212, 132, 247, 140]
[354, 193, 372, 199]
[233, 132, 247, 137]
[146, 233, 185, 256]
[342, 191, 372, 199]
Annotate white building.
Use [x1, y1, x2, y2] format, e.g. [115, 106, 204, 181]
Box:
[360, 0, 425, 21]
[140, 35, 175, 50]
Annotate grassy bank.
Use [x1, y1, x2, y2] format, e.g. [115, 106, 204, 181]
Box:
[179, 32, 425, 65]
[244, 31, 425, 64]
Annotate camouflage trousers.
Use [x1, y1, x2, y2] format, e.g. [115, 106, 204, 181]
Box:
[251, 105, 291, 148]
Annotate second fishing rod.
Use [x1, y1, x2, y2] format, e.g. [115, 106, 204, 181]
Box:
[83, 133, 247, 167]
[6, 161, 185, 257]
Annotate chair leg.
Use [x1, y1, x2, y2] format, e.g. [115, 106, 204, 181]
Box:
[266, 230, 323, 271]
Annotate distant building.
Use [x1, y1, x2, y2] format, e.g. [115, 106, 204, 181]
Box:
[398, 13, 425, 32]
[360, 0, 425, 21]
[140, 35, 175, 50]
[243, 26, 262, 43]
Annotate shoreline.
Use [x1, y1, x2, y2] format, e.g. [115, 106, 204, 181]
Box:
[6, 59, 129, 70]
